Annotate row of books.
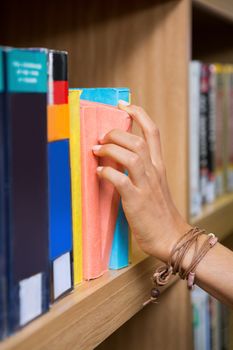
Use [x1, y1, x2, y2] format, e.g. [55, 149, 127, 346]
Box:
[189, 61, 233, 217]
[0, 46, 132, 339]
[192, 287, 229, 350]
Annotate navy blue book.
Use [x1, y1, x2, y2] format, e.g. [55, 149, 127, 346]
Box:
[3, 48, 50, 333]
[0, 47, 7, 339]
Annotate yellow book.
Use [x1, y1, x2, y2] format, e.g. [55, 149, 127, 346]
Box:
[69, 90, 83, 285]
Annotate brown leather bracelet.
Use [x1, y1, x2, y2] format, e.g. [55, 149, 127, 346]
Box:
[143, 227, 218, 307]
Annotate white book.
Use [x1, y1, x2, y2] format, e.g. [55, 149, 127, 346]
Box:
[189, 61, 202, 216]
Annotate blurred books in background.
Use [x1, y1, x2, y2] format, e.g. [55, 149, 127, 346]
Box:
[189, 62, 233, 217]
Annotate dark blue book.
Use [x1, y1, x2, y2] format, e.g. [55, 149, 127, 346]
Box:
[3, 48, 50, 333]
[0, 47, 7, 340]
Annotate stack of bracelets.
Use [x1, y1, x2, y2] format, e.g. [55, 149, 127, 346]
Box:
[143, 226, 218, 306]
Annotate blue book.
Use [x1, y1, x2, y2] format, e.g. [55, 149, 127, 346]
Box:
[80, 88, 131, 269]
[2, 48, 49, 333]
[47, 51, 73, 301]
[48, 140, 73, 300]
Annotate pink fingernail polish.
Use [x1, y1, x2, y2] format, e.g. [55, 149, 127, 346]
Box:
[118, 99, 130, 106]
[99, 133, 105, 141]
[96, 166, 103, 172]
[92, 145, 101, 152]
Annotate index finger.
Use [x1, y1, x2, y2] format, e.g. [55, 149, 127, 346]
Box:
[118, 101, 163, 168]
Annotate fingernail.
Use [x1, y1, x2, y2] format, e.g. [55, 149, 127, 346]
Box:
[97, 166, 103, 173]
[92, 145, 101, 152]
[118, 99, 130, 106]
[99, 133, 105, 141]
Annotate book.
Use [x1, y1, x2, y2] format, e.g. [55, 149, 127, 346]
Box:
[80, 100, 131, 279]
[189, 61, 202, 216]
[199, 64, 209, 204]
[0, 47, 7, 339]
[47, 50, 73, 300]
[206, 64, 216, 203]
[214, 64, 225, 197]
[209, 296, 221, 350]
[47, 50, 69, 141]
[192, 287, 211, 350]
[68, 89, 83, 285]
[228, 65, 233, 192]
[3, 48, 49, 332]
[224, 65, 233, 192]
[80, 87, 132, 269]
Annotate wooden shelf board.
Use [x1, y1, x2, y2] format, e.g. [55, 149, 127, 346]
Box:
[190, 193, 233, 241]
[193, 0, 233, 23]
[0, 246, 178, 350]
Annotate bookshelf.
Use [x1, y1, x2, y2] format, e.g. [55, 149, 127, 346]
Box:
[0, 0, 233, 349]
[0, 246, 180, 350]
[191, 193, 233, 241]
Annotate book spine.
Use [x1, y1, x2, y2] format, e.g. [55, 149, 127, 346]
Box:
[222, 66, 230, 194]
[200, 64, 209, 204]
[0, 47, 7, 339]
[4, 48, 49, 332]
[206, 64, 216, 203]
[109, 89, 131, 270]
[68, 90, 83, 285]
[215, 65, 225, 197]
[228, 66, 233, 191]
[209, 296, 221, 350]
[47, 51, 73, 300]
[192, 287, 211, 350]
[189, 61, 201, 216]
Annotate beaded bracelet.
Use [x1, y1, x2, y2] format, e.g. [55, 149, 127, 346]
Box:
[143, 227, 218, 306]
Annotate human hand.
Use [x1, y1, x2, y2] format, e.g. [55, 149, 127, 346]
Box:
[92, 101, 191, 262]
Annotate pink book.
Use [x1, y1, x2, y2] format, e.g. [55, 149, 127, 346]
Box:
[80, 101, 131, 280]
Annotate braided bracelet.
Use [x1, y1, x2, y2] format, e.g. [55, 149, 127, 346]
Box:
[143, 227, 218, 306]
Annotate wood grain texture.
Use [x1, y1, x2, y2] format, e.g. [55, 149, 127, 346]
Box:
[0, 0, 190, 218]
[192, 1, 233, 62]
[193, 0, 233, 23]
[0, 248, 179, 350]
[191, 193, 233, 241]
[96, 280, 193, 350]
[0, 0, 193, 349]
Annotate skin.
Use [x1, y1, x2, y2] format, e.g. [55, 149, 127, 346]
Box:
[92, 102, 233, 308]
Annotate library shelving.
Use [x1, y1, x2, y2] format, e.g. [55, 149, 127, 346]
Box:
[191, 193, 233, 241]
[0, 0, 233, 349]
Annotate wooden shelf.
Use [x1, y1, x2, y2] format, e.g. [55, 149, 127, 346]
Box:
[190, 193, 233, 241]
[193, 0, 233, 23]
[0, 245, 177, 350]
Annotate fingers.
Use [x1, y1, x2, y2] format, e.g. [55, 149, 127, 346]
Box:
[99, 129, 153, 173]
[118, 102, 163, 170]
[96, 166, 134, 199]
[93, 143, 146, 187]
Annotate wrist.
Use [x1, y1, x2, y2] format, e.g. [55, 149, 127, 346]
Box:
[152, 221, 193, 263]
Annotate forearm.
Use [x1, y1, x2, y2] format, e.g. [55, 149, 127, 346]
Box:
[95, 102, 233, 307]
[181, 235, 233, 307]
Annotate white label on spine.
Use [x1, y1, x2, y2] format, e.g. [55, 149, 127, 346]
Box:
[19, 273, 42, 326]
[53, 252, 71, 299]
